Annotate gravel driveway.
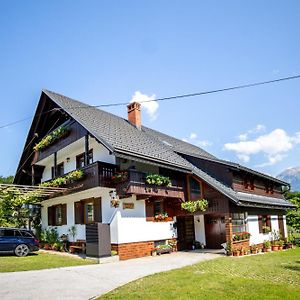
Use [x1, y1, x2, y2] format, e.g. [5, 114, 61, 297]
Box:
[0, 250, 222, 300]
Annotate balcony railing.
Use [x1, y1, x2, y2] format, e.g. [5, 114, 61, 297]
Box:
[116, 170, 185, 200]
[44, 161, 116, 196]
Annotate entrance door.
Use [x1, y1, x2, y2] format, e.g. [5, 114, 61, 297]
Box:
[204, 215, 226, 249]
[176, 216, 195, 250]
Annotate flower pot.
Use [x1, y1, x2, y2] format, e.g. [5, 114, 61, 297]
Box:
[251, 250, 257, 254]
[272, 245, 279, 251]
[233, 251, 240, 257]
[278, 246, 283, 251]
[263, 247, 271, 252]
[44, 243, 50, 250]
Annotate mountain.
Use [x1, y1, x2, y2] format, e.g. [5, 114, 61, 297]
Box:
[277, 167, 300, 191]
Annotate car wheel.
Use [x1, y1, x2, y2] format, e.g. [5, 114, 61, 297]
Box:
[15, 244, 30, 257]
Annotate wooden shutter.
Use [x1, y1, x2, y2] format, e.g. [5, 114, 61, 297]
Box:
[278, 215, 285, 238]
[266, 215, 272, 231]
[74, 201, 84, 224]
[258, 215, 262, 233]
[48, 206, 54, 226]
[93, 197, 102, 223]
[145, 200, 154, 221]
[61, 204, 67, 225]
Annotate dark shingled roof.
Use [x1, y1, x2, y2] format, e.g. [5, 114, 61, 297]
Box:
[42, 90, 294, 209]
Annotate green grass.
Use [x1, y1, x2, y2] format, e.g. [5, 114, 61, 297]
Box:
[0, 251, 96, 272]
[99, 248, 300, 300]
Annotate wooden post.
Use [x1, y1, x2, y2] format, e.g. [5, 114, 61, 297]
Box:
[31, 165, 35, 186]
[84, 134, 89, 166]
[225, 213, 232, 245]
[54, 152, 57, 177]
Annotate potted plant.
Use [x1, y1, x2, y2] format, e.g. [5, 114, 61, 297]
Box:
[263, 240, 271, 252]
[240, 247, 245, 256]
[154, 212, 168, 221]
[277, 240, 284, 250]
[233, 249, 240, 257]
[271, 241, 279, 251]
[250, 244, 258, 254]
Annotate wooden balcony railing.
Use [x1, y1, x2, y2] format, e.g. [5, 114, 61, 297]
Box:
[116, 170, 185, 200]
[44, 161, 116, 196]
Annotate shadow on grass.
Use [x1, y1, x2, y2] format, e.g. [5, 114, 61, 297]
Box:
[0, 252, 39, 257]
[284, 265, 300, 272]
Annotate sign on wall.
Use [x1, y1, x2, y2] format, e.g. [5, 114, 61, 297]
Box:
[123, 202, 134, 209]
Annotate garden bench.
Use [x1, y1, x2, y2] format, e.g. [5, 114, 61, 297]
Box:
[69, 240, 86, 254]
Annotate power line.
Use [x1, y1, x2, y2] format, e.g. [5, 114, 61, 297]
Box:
[1, 74, 300, 130]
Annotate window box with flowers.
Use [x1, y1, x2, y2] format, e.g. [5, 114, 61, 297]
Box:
[111, 171, 128, 184]
[154, 212, 170, 222]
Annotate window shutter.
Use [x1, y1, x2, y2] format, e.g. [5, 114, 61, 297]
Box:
[145, 200, 154, 221]
[62, 204, 67, 225]
[74, 201, 84, 224]
[93, 197, 102, 223]
[48, 206, 54, 226]
[258, 215, 262, 233]
[267, 215, 272, 231]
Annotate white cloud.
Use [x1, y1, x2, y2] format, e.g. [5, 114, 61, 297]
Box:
[130, 91, 158, 121]
[224, 128, 300, 166]
[183, 133, 212, 148]
[237, 124, 266, 141]
[190, 133, 197, 140]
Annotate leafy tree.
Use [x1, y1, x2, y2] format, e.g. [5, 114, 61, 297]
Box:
[285, 191, 300, 232]
[0, 189, 41, 228]
[0, 175, 14, 184]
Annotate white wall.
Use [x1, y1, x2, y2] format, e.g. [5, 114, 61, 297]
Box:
[41, 187, 177, 245]
[248, 215, 283, 245]
[40, 136, 115, 182]
[41, 187, 113, 240]
[194, 215, 206, 245]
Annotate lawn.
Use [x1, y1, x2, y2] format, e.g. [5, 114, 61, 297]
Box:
[0, 251, 96, 272]
[99, 248, 300, 300]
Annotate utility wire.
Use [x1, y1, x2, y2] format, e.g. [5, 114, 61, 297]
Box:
[1, 74, 300, 129]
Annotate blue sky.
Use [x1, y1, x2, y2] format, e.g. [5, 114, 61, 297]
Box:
[0, 1, 300, 177]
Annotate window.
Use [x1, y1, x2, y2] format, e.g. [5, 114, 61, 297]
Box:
[154, 201, 163, 215]
[74, 197, 101, 224]
[76, 149, 93, 169]
[243, 177, 254, 190]
[48, 204, 67, 226]
[231, 212, 248, 233]
[51, 162, 64, 179]
[258, 215, 272, 233]
[189, 176, 201, 200]
[265, 184, 274, 194]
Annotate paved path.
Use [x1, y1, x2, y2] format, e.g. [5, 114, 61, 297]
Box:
[0, 250, 222, 300]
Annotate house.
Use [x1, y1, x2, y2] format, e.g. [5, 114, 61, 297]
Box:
[14, 90, 294, 259]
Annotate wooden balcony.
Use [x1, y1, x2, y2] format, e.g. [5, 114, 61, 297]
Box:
[45, 161, 116, 197]
[116, 170, 186, 200]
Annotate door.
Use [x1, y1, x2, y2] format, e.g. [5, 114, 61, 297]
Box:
[176, 216, 195, 250]
[204, 215, 226, 249]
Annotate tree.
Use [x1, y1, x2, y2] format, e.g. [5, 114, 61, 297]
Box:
[285, 191, 300, 232]
[0, 175, 14, 184]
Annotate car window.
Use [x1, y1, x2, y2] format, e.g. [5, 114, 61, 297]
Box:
[3, 229, 15, 237]
[14, 230, 23, 237]
[21, 231, 33, 238]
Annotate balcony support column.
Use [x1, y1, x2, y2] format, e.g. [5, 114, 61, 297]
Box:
[54, 152, 57, 177]
[84, 134, 89, 166]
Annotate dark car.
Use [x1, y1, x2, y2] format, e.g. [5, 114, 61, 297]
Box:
[0, 227, 39, 257]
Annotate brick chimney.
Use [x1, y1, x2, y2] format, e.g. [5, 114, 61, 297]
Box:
[127, 102, 141, 128]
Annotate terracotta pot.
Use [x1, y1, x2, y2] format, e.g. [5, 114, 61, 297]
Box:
[44, 243, 50, 250]
[263, 248, 271, 252]
[233, 251, 240, 257]
[278, 246, 283, 251]
[251, 250, 257, 254]
[272, 245, 279, 251]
